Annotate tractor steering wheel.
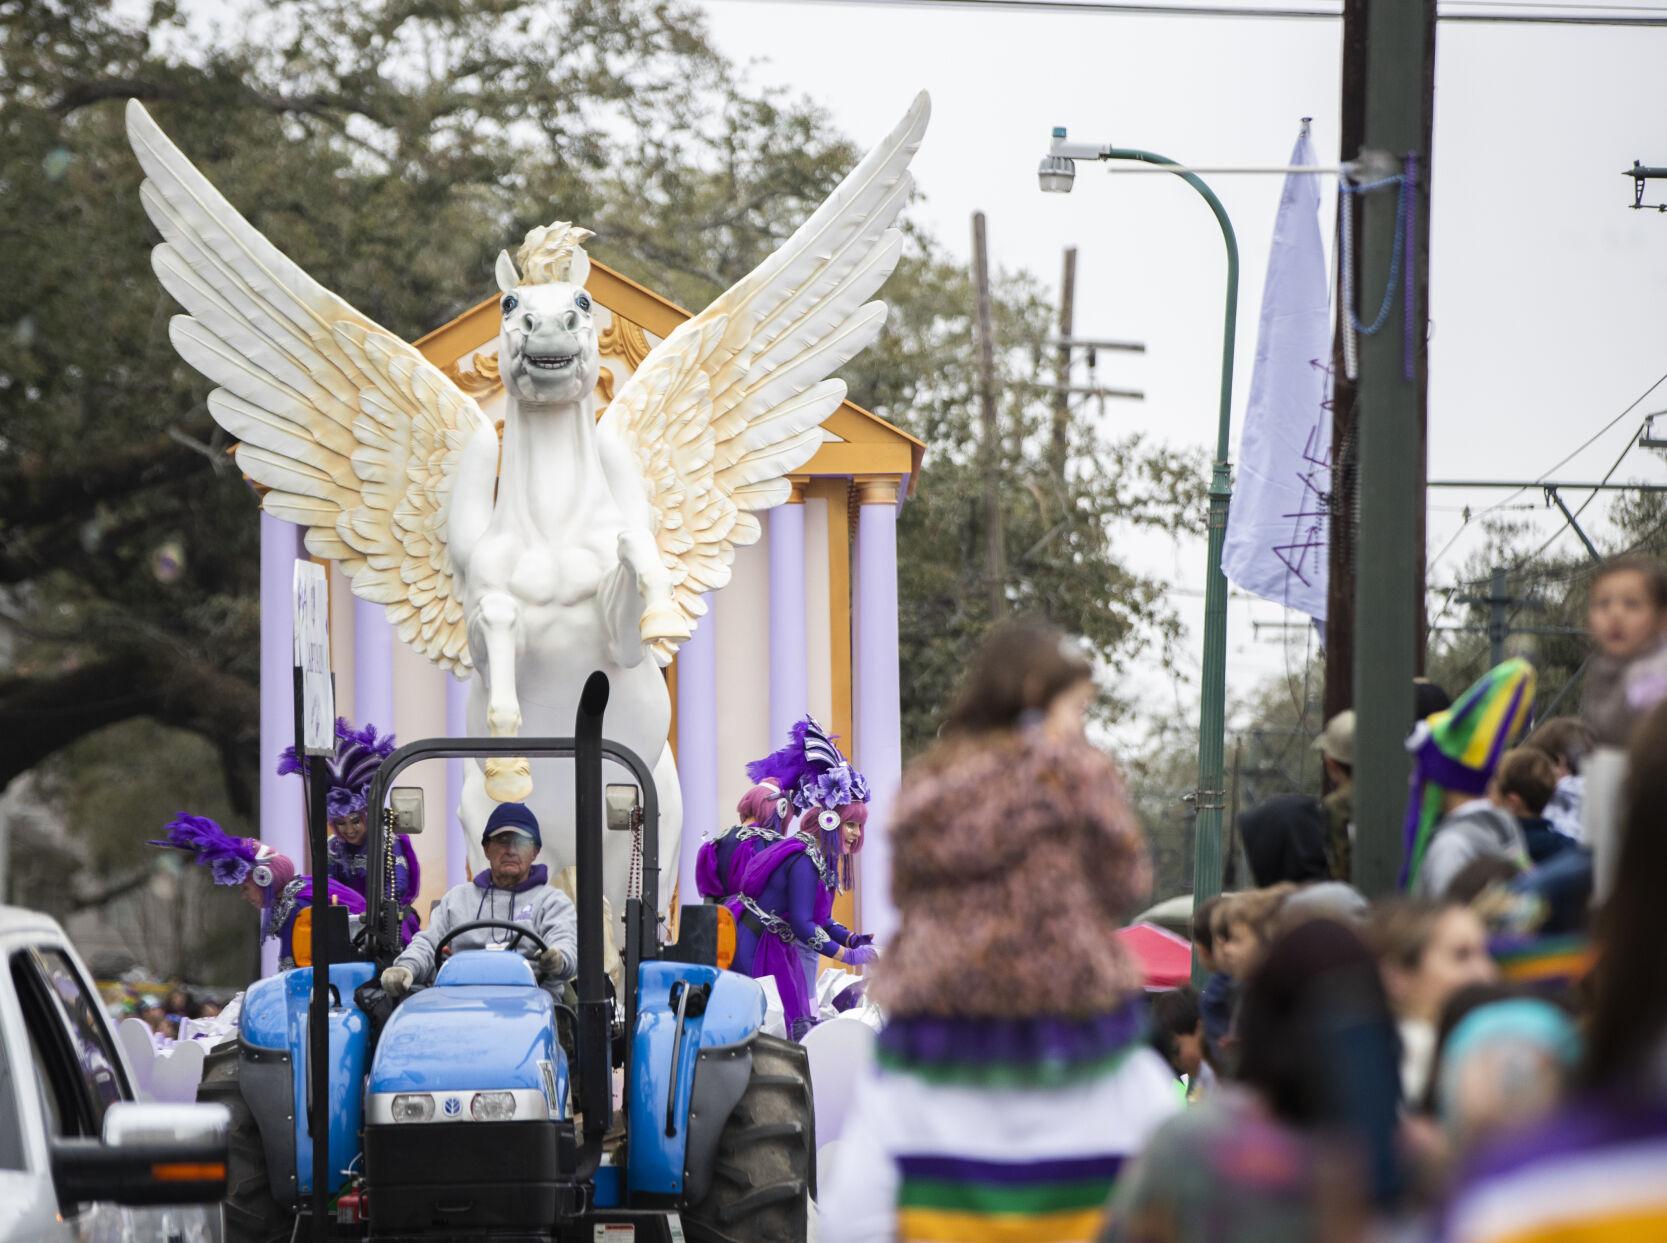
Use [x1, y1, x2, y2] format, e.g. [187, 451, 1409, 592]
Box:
[435, 919, 550, 957]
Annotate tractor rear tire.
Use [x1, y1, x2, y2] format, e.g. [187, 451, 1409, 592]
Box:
[682, 1034, 817, 1243]
[196, 1041, 294, 1243]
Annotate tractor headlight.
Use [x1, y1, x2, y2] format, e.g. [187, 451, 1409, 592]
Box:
[390, 1094, 434, 1123]
[470, 1091, 517, 1122]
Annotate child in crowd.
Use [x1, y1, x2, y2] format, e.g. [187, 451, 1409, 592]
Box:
[1147, 988, 1208, 1098]
[1580, 554, 1667, 746]
[1492, 747, 1575, 865]
[1580, 554, 1667, 898]
[1523, 716, 1592, 843]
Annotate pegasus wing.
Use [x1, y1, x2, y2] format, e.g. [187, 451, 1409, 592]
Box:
[126, 100, 487, 673]
[601, 91, 929, 664]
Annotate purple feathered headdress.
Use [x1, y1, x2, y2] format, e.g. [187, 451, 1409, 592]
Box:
[277, 718, 396, 819]
[148, 813, 261, 886]
[746, 716, 870, 813]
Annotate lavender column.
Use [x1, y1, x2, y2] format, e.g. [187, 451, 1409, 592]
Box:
[768, 495, 809, 738]
[676, 595, 718, 907]
[445, 673, 470, 888]
[855, 481, 904, 942]
[258, 514, 307, 976]
[354, 597, 394, 737]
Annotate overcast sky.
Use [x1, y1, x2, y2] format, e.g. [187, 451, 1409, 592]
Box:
[695, 0, 1667, 735]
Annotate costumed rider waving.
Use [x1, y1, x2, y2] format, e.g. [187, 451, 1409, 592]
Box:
[379, 802, 577, 1000]
[735, 717, 878, 1039]
[148, 815, 365, 970]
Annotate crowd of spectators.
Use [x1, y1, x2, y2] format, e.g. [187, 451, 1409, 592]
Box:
[821, 550, 1667, 1241]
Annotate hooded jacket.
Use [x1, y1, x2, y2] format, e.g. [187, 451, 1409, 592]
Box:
[1412, 801, 1528, 899]
[394, 864, 577, 984]
[1239, 793, 1332, 887]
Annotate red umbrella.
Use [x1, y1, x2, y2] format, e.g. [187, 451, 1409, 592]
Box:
[1116, 922, 1194, 990]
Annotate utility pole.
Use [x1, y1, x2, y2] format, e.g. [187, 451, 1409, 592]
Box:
[1351, 0, 1437, 898]
[1049, 246, 1078, 481]
[973, 212, 1006, 619]
[1486, 566, 1508, 667]
[1324, 0, 1368, 729]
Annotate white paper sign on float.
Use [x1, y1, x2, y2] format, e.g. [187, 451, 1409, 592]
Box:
[1221, 124, 1333, 625]
[292, 560, 334, 755]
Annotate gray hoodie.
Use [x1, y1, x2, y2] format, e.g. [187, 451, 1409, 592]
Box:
[394, 863, 577, 985]
[1413, 800, 1528, 898]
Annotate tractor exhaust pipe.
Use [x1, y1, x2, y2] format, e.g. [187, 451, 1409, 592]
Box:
[573, 670, 611, 1174]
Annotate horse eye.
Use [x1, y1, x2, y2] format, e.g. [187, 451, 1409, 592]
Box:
[574, 293, 591, 312]
[501, 294, 518, 315]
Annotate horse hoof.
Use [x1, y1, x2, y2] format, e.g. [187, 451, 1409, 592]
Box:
[485, 757, 533, 803]
[639, 605, 691, 644]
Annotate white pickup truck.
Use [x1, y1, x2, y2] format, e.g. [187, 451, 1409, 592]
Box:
[0, 904, 228, 1242]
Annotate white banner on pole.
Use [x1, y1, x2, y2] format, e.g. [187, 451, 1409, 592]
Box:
[1221, 126, 1333, 624]
[292, 560, 334, 755]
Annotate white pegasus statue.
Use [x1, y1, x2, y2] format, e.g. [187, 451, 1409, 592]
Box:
[124, 92, 930, 915]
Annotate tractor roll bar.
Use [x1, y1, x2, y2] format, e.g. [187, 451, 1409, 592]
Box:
[361, 673, 659, 1175]
[362, 728, 660, 961]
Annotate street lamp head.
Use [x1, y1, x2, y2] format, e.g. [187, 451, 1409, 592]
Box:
[1038, 153, 1075, 194]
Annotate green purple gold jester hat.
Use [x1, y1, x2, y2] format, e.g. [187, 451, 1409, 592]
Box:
[1401, 657, 1537, 889]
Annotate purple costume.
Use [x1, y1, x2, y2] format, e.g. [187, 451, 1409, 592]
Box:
[328, 834, 421, 946]
[731, 718, 873, 1039]
[733, 830, 860, 1036]
[267, 876, 367, 970]
[148, 813, 366, 969]
[280, 718, 417, 946]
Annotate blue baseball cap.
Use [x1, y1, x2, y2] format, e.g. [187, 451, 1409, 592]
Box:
[482, 802, 541, 850]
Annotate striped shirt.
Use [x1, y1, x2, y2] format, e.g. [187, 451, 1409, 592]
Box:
[1444, 1099, 1667, 1243]
[820, 1009, 1180, 1243]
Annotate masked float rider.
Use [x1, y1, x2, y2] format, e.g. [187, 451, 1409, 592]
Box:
[279, 718, 421, 945]
[379, 802, 577, 1000]
[735, 717, 879, 1039]
[148, 815, 365, 971]
[695, 778, 797, 907]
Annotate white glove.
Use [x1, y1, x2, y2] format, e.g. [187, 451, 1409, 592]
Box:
[381, 965, 414, 998]
[536, 946, 570, 979]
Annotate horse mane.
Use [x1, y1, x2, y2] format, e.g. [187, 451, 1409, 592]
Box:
[516, 221, 596, 285]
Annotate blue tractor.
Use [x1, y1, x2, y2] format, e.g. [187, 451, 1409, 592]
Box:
[198, 672, 816, 1241]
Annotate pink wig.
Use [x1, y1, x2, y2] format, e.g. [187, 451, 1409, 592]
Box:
[804, 799, 866, 890]
[736, 780, 795, 832]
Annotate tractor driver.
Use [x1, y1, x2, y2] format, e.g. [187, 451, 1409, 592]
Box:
[379, 802, 577, 999]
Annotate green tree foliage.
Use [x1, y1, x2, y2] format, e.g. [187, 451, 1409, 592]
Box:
[1, 0, 1200, 951]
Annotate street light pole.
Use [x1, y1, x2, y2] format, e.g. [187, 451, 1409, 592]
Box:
[1040, 134, 1239, 917]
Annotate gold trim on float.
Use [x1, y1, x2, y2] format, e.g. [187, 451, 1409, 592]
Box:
[440, 351, 501, 395]
[597, 313, 653, 370]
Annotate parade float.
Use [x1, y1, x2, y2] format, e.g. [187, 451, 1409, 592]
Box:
[122, 85, 930, 1241]
[124, 92, 929, 965]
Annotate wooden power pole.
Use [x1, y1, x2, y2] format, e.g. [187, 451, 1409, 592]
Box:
[1049, 246, 1078, 481]
[1324, 0, 1368, 730]
[973, 211, 1006, 619]
[1350, 0, 1437, 897]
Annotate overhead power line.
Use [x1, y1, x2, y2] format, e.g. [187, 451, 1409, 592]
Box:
[707, 0, 1667, 28]
[1425, 367, 1667, 577]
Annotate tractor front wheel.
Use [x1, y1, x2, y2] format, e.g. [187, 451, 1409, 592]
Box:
[196, 1041, 294, 1243]
[682, 1034, 816, 1243]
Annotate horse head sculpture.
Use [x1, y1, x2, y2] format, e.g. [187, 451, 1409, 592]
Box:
[495, 224, 602, 405]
